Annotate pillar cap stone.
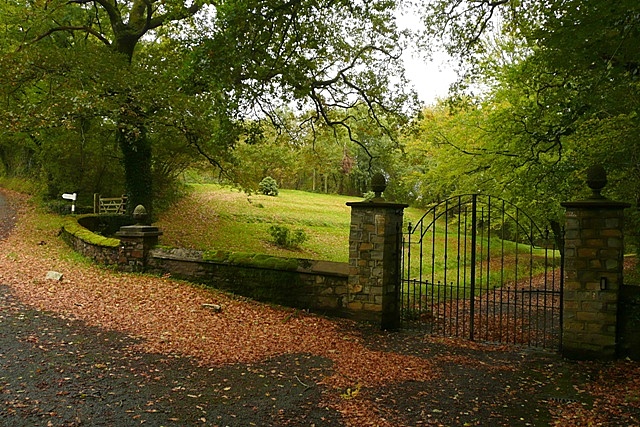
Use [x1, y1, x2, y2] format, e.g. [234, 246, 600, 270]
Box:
[561, 164, 631, 210]
[586, 164, 607, 199]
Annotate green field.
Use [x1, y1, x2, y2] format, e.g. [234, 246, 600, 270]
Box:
[155, 185, 558, 279]
[156, 184, 388, 262]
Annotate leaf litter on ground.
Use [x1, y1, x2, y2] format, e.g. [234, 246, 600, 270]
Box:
[0, 189, 639, 426]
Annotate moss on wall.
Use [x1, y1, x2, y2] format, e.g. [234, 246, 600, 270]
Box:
[202, 250, 299, 270]
[61, 217, 120, 248]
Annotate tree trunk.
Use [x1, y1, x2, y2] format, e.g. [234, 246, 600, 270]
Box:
[118, 128, 153, 218]
[112, 33, 154, 217]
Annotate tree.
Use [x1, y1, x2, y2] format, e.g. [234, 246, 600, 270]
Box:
[417, 0, 640, 229]
[1, 0, 417, 214]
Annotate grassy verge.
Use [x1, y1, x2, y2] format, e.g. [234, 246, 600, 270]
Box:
[156, 184, 365, 262]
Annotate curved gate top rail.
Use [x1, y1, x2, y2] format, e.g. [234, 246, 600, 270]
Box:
[400, 194, 564, 350]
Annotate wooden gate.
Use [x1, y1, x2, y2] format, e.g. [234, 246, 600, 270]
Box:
[400, 195, 563, 349]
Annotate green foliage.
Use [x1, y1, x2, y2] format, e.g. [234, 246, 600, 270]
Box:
[61, 217, 120, 248]
[268, 225, 308, 249]
[258, 177, 279, 197]
[411, 0, 640, 234]
[0, 0, 416, 218]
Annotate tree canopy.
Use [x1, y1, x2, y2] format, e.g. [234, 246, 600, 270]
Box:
[413, 0, 640, 232]
[0, 0, 417, 213]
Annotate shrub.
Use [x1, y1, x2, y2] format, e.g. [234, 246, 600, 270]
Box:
[258, 176, 279, 196]
[363, 191, 375, 202]
[268, 225, 307, 248]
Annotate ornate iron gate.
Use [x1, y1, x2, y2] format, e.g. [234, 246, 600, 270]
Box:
[400, 195, 563, 349]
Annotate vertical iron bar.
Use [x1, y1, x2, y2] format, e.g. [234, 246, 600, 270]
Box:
[486, 197, 492, 341]
[417, 223, 422, 320]
[528, 219, 534, 346]
[469, 194, 477, 341]
[500, 201, 505, 343]
[444, 200, 449, 335]
[463, 201, 469, 336]
[431, 209, 436, 322]
[543, 228, 550, 348]
[559, 226, 565, 351]
[479, 205, 485, 340]
[514, 209, 519, 344]
[406, 222, 412, 322]
[456, 196, 462, 337]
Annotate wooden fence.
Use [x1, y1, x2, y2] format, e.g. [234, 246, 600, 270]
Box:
[93, 194, 127, 214]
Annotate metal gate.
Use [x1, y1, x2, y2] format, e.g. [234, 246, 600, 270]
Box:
[400, 195, 563, 349]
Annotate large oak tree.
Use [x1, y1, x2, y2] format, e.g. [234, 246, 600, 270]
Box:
[1, 0, 416, 213]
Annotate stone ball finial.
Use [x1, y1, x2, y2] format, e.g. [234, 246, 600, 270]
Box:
[371, 173, 387, 200]
[132, 204, 149, 225]
[586, 164, 607, 199]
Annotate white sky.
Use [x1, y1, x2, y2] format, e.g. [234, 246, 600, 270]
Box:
[403, 50, 458, 106]
[397, 8, 459, 106]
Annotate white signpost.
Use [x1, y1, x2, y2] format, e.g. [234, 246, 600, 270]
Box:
[62, 192, 77, 213]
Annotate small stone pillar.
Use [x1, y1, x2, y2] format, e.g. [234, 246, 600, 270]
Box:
[116, 205, 162, 272]
[561, 165, 630, 359]
[346, 174, 408, 330]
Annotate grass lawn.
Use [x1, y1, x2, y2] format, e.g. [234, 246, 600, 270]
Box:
[156, 184, 374, 262]
[155, 185, 559, 282]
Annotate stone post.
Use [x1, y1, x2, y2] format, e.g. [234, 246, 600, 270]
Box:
[561, 165, 630, 359]
[116, 205, 162, 272]
[346, 174, 408, 330]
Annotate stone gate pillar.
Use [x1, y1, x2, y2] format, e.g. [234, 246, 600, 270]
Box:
[346, 174, 408, 330]
[116, 205, 162, 272]
[561, 165, 630, 359]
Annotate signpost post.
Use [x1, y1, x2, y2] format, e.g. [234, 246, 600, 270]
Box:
[62, 192, 77, 213]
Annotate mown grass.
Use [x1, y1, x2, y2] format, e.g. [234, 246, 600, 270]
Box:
[156, 184, 370, 262]
[156, 184, 559, 271]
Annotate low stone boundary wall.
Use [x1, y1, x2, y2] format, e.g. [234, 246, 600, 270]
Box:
[60, 219, 350, 317]
[60, 221, 120, 265]
[147, 248, 349, 316]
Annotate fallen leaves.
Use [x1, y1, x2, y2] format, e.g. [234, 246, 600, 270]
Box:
[2, 190, 640, 426]
[0, 193, 438, 425]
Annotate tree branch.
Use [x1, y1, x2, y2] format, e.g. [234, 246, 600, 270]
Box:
[68, 0, 123, 28]
[24, 25, 111, 48]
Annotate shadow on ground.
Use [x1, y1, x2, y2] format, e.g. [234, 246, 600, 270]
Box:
[1, 282, 598, 426]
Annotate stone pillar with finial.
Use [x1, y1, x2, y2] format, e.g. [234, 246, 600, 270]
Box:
[116, 205, 163, 272]
[346, 173, 408, 330]
[561, 164, 630, 359]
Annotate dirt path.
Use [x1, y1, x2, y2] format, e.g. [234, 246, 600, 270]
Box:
[0, 190, 638, 426]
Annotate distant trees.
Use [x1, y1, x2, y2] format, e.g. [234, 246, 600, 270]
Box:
[408, 0, 640, 228]
[0, 0, 416, 212]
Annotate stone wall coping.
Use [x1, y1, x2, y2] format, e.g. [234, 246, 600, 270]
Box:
[346, 201, 409, 209]
[116, 225, 163, 237]
[149, 248, 349, 277]
[561, 199, 631, 210]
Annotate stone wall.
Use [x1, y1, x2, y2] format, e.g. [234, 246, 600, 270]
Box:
[59, 226, 120, 265]
[60, 220, 350, 317]
[146, 248, 349, 315]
